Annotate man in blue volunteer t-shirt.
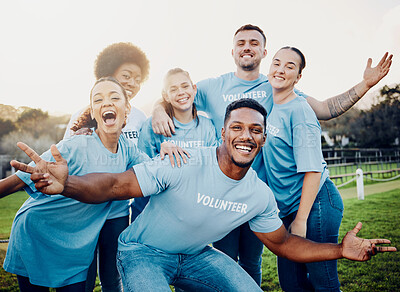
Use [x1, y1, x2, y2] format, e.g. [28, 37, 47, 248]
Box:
[12, 99, 396, 291]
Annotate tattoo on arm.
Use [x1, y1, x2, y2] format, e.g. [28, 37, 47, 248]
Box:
[327, 87, 360, 118]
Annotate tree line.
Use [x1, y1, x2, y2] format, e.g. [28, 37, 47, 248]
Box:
[0, 107, 69, 162]
[320, 83, 400, 148]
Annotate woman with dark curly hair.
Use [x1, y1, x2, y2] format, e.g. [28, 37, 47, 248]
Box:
[65, 42, 150, 142]
[63, 42, 150, 292]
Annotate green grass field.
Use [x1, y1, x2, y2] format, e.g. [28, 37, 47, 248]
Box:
[260, 189, 400, 291]
[1, 190, 399, 291]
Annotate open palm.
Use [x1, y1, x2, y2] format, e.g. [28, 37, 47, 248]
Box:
[363, 53, 392, 88]
[341, 222, 397, 261]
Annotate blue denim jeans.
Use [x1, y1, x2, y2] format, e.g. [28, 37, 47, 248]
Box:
[116, 244, 262, 291]
[212, 222, 263, 286]
[278, 178, 344, 292]
[86, 216, 129, 292]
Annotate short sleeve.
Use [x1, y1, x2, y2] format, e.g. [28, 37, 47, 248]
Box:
[195, 78, 214, 112]
[294, 88, 308, 99]
[133, 156, 182, 197]
[63, 107, 87, 139]
[129, 143, 150, 168]
[203, 118, 219, 147]
[248, 187, 282, 233]
[137, 118, 160, 158]
[293, 123, 323, 173]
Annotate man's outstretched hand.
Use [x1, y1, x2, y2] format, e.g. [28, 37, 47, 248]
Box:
[341, 222, 397, 261]
[10, 142, 68, 195]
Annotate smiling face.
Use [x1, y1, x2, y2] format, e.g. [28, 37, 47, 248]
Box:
[221, 107, 266, 168]
[90, 80, 130, 135]
[268, 48, 302, 91]
[232, 30, 267, 72]
[113, 63, 142, 100]
[163, 72, 197, 115]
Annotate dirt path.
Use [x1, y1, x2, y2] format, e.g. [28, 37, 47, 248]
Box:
[339, 180, 400, 199]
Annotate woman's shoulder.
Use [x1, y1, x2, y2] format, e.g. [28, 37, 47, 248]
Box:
[292, 96, 317, 116]
[284, 97, 318, 128]
[139, 116, 158, 136]
[142, 116, 153, 126]
[129, 106, 147, 119]
[60, 132, 99, 151]
[118, 133, 139, 152]
[197, 115, 214, 125]
[126, 106, 147, 127]
[70, 105, 90, 121]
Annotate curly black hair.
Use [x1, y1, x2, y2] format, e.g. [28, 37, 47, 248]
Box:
[94, 42, 150, 82]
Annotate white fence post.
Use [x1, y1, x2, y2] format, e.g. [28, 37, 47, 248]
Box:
[356, 168, 364, 200]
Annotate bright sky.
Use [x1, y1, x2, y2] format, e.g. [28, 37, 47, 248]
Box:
[0, 0, 399, 116]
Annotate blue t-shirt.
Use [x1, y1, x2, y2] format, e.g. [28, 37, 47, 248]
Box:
[132, 116, 219, 218]
[263, 96, 329, 218]
[3, 133, 147, 287]
[137, 116, 219, 157]
[118, 147, 282, 255]
[195, 72, 307, 180]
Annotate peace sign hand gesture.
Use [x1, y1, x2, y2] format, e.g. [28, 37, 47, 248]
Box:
[10, 142, 68, 195]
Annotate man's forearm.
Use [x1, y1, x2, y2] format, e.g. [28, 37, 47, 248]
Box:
[62, 169, 142, 203]
[151, 99, 175, 137]
[255, 226, 343, 263]
[277, 233, 343, 263]
[152, 98, 165, 113]
[0, 175, 26, 199]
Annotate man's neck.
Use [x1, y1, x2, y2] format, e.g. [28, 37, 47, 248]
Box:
[234, 67, 261, 81]
[216, 146, 250, 181]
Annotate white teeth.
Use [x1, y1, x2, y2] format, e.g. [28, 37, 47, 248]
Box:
[102, 111, 116, 121]
[178, 97, 189, 103]
[236, 145, 251, 152]
[275, 76, 284, 80]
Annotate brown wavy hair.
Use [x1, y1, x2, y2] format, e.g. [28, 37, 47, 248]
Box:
[162, 68, 199, 127]
[71, 77, 130, 132]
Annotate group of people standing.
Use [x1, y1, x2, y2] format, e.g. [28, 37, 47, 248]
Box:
[0, 24, 395, 292]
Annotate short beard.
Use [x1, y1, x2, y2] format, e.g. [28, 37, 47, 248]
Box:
[231, 156, 254, 168]
[239, 59, 260, 72]
[241, 64, 256, 71]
